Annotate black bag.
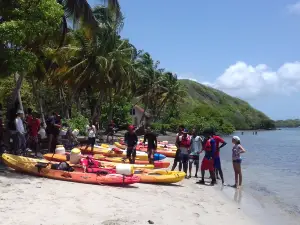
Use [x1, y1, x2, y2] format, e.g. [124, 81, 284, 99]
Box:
[51, 162, 74, 172]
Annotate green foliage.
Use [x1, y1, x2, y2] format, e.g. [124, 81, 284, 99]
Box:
[275, 119, 300, 128]
[0, 0, 63, 75]
[64, 113, 89, 135]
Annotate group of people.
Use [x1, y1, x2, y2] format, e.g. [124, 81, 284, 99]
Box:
[171, 125, 246, 188]
[121, 124, 246, 189]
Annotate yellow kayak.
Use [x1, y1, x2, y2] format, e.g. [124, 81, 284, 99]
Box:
[134, 169, 186, 183]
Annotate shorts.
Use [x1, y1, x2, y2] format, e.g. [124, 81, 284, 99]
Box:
[233, 159, 242, 163]
[214, 157, 221, 169]
[174, 149, 181, 161]
[189, 154, 199, 163]
[179, 153, 189, 163]
[88, 137, 96, 146]
[201, 158, 214, 171]
[127, 147, 136, 158]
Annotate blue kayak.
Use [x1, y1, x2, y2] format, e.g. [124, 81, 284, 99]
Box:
[154, 153, 166, 161]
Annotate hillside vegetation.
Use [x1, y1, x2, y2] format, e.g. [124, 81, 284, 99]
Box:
[275, 119, 300, 128]
[169, 79, 275, 133]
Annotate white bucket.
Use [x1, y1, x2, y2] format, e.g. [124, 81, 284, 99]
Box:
[72, 129, 79, 137]
[55, 145, 65, 155]
[59, 129, 67, 136]
[70, 148, 81, 164]
[116, 164, 134, 175]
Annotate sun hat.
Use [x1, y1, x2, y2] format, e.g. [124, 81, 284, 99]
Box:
[232, 136, 241, 141]
[17, 109, 24, 114]
[183, 128, 189, 133]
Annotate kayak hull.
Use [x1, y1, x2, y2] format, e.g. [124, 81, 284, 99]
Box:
[2, 154, 140, 185]
[43, 154, 155, 169]
[134, 169, 185, 183]
[93, 155, 170, 169]
[80, 145, 166, 161]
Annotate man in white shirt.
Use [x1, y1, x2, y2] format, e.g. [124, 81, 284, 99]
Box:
[188, 128, 203, 178]
[84, 121, 96, 152]
[15, 110, 26, 155]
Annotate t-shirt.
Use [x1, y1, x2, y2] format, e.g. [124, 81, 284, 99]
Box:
[86, 125, 96, 138]
[15, 117, 25, 134]
[143, 132, 157, 149]
[190, 136, 202, 155]
[213, 135, 225, 158]
[124, 132, 138, 147]
[28, 118, 41, 137]
[232, 144, 243, 160]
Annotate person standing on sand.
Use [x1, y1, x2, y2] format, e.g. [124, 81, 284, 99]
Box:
[178, 128, 191, 178]
[143, 127, 157, 164]
[188, 128, 202, 178]
[197, 129, 216, 185]
[232, 136, 246, 189]
[15, 110, 26, 155]
[211, 130, 227, 184]
[84, 121, 96, 153]
[171, 125, 185, 171]
[124, 125, 138, 164]
[27, 112, 41, 157]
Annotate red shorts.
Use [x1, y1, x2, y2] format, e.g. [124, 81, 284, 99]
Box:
[201, 158, 214, 171]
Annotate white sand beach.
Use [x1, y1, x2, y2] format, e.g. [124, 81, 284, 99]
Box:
[0, 158, 258, 225]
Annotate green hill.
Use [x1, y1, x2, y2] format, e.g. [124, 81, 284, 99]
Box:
[177, 79, 275, 132]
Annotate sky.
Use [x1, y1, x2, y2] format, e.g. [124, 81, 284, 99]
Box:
[89, 0, 300, 120]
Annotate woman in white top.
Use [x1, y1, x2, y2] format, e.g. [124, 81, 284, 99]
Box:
[84, 121, 96, 152]
[232, 136, 246, 188]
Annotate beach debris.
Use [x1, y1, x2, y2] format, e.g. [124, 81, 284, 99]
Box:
[148, 220, 154, 224]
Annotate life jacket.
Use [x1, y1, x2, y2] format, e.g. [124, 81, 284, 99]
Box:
[178, 135, 191, 148]
[203, 138, 213, 152]
[80, 157, 100, 168]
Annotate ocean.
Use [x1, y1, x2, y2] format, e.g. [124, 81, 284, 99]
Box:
[217, 128, 300, 225]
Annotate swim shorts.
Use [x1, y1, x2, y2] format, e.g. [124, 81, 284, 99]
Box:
[232, 158, 242, 163]
[126, 147, 136, 158]
[189, 154, 199, 163]
[201, 158, 214, 171]
[179, 153, 189, 163]
[214, 157, 221, 169]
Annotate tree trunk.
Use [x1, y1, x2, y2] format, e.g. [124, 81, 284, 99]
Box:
[31, 76, 46, 125]
[15, 73, 24, 112]
[108, 87, 113, 122]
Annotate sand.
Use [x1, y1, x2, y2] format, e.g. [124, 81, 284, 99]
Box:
[0, 159, 258, 225]
[0, 133, 258, 225]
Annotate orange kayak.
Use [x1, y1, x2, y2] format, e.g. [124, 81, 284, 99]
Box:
[135, 145, 176, 158]
[2, 154, 140, 185]
[43, 153, 155, 169]
[93, 155, 170, 169]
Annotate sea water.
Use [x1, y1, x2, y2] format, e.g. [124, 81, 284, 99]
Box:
[217, 128, 300, 225]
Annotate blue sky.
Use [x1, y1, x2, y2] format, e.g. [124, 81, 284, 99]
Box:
[89, 0, 300, 120]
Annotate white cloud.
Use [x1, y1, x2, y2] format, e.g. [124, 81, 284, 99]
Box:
[203, 61, 300, 100]
[287, 1, 300, 15]
[177, 72, 200, 82]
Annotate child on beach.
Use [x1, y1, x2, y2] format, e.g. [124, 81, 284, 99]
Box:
[232, 136, 246, 189]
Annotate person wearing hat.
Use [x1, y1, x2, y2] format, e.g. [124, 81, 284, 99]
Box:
[15, 109, 26, 155]
[197, 128, 217, 185]
[232, 136, 246, 188]
[177, 128, 191, 178]
[124, 125, 138, 164]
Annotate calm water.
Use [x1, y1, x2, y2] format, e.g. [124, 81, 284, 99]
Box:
[217, 128, 300, 225]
